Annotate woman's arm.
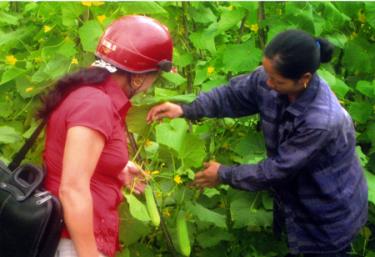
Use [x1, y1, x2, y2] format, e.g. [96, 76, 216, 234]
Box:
[59, 126, 105, 257]
[147, 68, 263, 122]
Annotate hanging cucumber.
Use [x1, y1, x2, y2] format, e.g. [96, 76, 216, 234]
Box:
[145, 185, 160, 227]
[176, 210, 191, 256]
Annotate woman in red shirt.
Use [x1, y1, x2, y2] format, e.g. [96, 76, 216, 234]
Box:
[38, 16, 173, 257]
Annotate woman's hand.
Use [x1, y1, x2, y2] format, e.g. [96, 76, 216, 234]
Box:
[146, 102, 183, 123]
[192, 161, 221, 188]
[120, 161, 147, 194]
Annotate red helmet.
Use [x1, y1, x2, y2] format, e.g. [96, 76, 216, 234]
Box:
[96, 15, 173, 73]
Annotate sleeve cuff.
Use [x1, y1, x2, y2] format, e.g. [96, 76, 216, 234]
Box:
[180, 103, 200, 121]
[218, 165, 233, 184]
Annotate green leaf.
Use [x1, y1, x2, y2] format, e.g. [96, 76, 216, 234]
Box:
[217, 8, 246, 32]
[42, 39, 77, 60]
[366, 2, 375, 29]
[61, 3, 84, 27]
[222, 42, 262, 73]
[154, 87, 178, 98]
[203, 188, 221, 198]
[123, 193, 151, 222]
[323, 2, 351, 30]
[180, 134, 205, 168]
[356, 146, 368, 167]
[41, 57, 71, 81]
[0, 102, 12, 118]
[0, 68, 26, 85]
[343, 37, 375, 75]
[197, 228, 234, 248]
[0, 27, 30, 47]
[187, 202, 227, 228]
[173, 52, 193, 68]
[193, 62, 209, 86]
[155, 119, 188, 153]
[365, 171, 375, 205]
[324, 33, 348, 49]
[189, 23, 217, 54]
[201, 77, 228, 92]
[348, 102, 373, 124]
[317, 69, 350, 99]
[119, 203, 151, 246]
[126, 105, 151, 135]
[121, 2, 167, 14]
[232, 131, 266, 164]
[356, 80, 375, 98]
[16, 76, 39, 99]
[190, 7, 217, 24]
[0, 126, 21, 144]
[78, 20, 103, 52]
[261, 192, 273, 210]
[366, 123, 375, 147]
[0, 11, 19, 25]
[162, 72, 186, 86]
[285, 3, 315, 34]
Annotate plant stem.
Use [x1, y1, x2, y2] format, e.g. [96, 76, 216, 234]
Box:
[237, 10, 249, 44]
[182, 1, 193, 94]
[257, 1, 266, 49]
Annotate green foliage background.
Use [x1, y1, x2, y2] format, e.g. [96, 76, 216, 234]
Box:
[1, 1, 375, 256]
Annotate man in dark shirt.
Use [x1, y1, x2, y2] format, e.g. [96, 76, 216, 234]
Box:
[147, 30, 368, 256]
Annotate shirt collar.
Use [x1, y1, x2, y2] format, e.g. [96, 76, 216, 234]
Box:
[101, 76, 132, 118]
[282, 74, 320, 117]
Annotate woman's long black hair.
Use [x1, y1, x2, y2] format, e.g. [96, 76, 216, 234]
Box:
[264, 29, 334, 80]
[37, 67, 111, 120]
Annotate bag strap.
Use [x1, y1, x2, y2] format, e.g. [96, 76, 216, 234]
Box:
[8, 120, 47, 171]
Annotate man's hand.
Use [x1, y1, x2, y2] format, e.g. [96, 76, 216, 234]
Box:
[146, 102, 183, 123]
[119, 161, 148, 194]
[193, 161, 221, 188]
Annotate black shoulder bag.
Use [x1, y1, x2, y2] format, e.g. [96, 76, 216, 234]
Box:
[0, 120, 63, 257]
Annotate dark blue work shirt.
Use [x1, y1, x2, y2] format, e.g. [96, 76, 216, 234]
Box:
[181, 67, 368, 254]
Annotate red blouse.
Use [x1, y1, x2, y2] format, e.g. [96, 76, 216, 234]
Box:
[43, 76, 131, 257]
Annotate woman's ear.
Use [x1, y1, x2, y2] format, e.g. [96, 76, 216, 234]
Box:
[299, 72, 313, 87]
[130, 74, 146, 89]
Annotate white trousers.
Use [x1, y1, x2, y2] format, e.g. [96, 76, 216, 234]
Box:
[54, 239, 108, 257]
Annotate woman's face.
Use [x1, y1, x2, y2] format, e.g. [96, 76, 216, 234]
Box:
[262, 57, 308, 96]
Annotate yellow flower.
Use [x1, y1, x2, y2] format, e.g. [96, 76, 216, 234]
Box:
[250, 24, 259, 33]
[43, 25, 52, 33]
[93, 1, 104, 6]
[358, 10, 366, 23]
[25, 87, 34, 93]
[144, 139, 153, 147]
[207, 66, 215, 75]
[151, 170, 160, 175]
[227, 5, 234, 11]
[174, 175, 183, 185]
[163, 209, 171, 217]
[81, 1, 92, 6]
[97, 15, 106, 24]
[71, 57, 78, 65]
[5, 55, 17, 65]
[34, 57, 43, 63]
[82, 1, 104, 7]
